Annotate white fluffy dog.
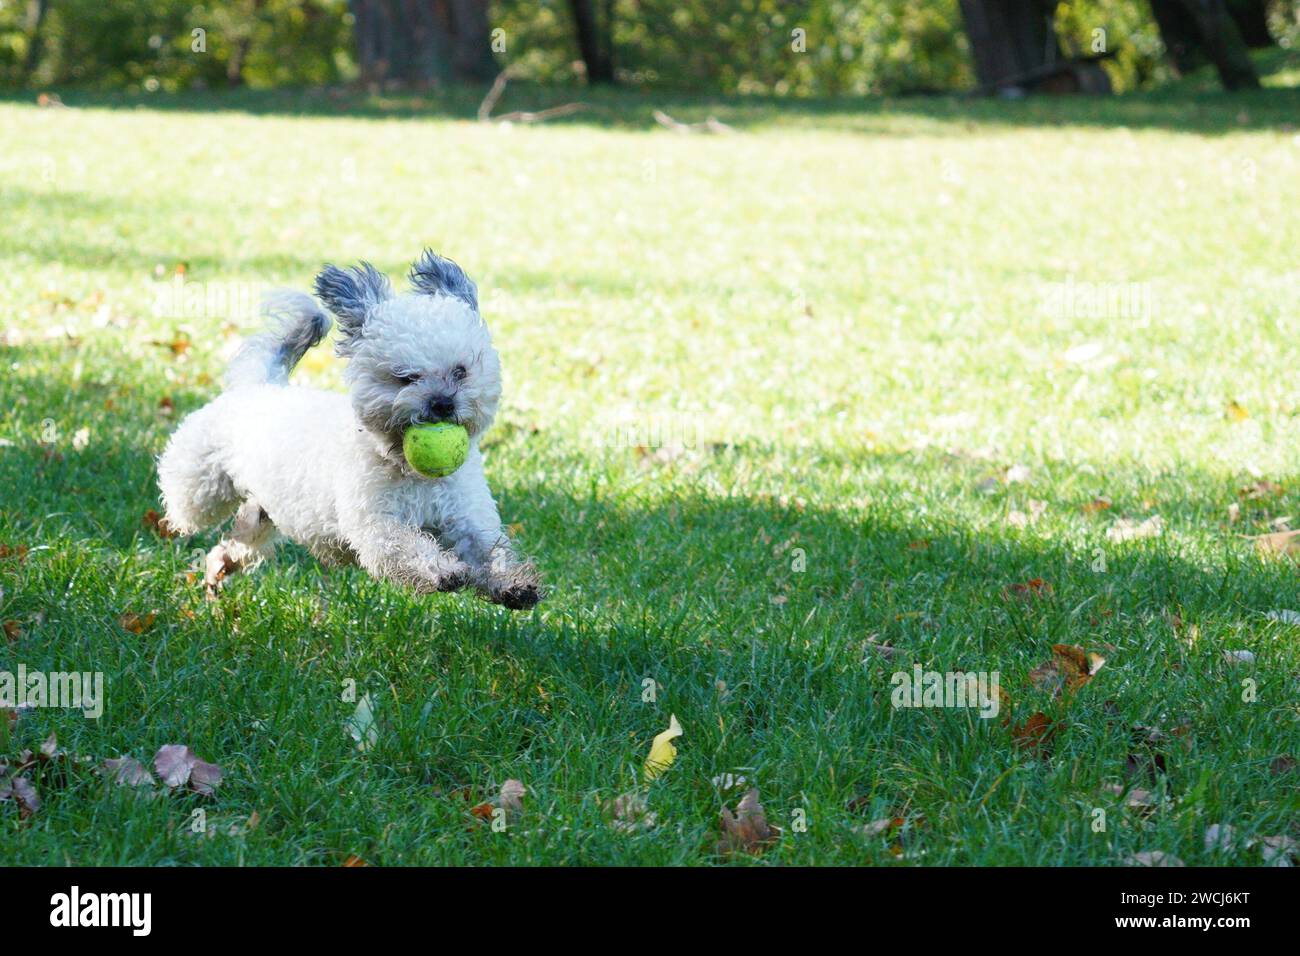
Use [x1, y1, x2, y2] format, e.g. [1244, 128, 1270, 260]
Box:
[157, 250, 541, 610]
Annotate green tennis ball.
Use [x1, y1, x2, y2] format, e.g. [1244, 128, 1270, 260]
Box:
[403, 422, 469, 478]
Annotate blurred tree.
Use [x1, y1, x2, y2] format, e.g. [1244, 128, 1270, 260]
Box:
[567, 0, 613, 83]
[1149, 0, 1260, 88]
[349, 0, 495, 86]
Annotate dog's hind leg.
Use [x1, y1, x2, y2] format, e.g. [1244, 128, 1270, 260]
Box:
[158, 409, 240, 534]
[205, 498, 278, 598]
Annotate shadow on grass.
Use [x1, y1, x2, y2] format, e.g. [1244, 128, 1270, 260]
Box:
[4, 341, 1298, 863]
[5, 62, 1300, 137]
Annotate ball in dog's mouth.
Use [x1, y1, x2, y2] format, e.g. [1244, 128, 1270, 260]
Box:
[403, 422, 469, 478]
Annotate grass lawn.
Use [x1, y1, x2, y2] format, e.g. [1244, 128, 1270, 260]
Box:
[1, 75, 1299, 865]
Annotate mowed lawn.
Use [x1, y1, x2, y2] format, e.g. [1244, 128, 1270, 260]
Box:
[1, 82, 1299, 865]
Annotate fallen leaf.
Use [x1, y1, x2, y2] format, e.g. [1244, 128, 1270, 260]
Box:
[143, 510, 178, 538]
[3, 621, 21, 643]
[855, 816, 905, 837]
[1222, 649, 1255, 665]
[341, 855, 368, 867]
[101, 756, 155, 788]
[153, 744, 222, 795]
[1252, 529, 1300, 558]
[1081, 496, 1112, 515]
[643, 713, 682, 782]
[862, 636, 897, 661]
[715, 788, 780, 856]
[118, 611, 156, 634]
[605, 791, 657, 833]
[0, 774, 40, 817]
[1104, 783, 1159, 815]
[1239, 480, 1283, 499]
[470, 778, 527, 827]
[1028, 644, 1105, 697]
[1268, 755, 1297, 774]
[1003, 578, 1053, 601]
[1107, 515, 1163, 542]
[345, 694, 378, 752]
[1125, 850, 1184, 867]
[1010, 712, 1056, 755]
[1204, 823, 1239, 854]
[1259, 835, 1298, 867]
[1225, 400, 1249, 421]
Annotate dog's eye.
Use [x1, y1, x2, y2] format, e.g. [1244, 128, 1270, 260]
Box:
[394, 371, 419, 386]
[451, 365, 468, 383]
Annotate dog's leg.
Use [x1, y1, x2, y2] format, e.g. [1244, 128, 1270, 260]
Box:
[441, 479, 542, 610]
[205, 498, 278, 598]
[351, 517, 471, 595]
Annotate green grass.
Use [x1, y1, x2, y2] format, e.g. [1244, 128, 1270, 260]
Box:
[2, 76, 1299, 865]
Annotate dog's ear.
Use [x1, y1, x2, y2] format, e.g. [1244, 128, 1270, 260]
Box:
[409, 249, 478, 311]
[313, 262, 392, 349]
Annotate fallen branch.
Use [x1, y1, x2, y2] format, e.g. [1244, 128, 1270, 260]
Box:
[493, 103, 589, 123]
[652, 109, 735, 134]
[477, 68, 587, 124]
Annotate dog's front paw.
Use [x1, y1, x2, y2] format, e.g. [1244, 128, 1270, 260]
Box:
[431, 565, 471, 593]
[480, 565, 543, 610]
[493, 580, 542, 610]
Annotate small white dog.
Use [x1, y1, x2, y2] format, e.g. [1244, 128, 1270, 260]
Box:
[157, 250, 541, 610]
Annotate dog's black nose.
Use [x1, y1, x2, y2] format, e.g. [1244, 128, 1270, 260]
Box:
[426, 395, 456, 421]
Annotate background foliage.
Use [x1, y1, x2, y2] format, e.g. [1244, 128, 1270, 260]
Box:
[6, 0, 1290, 95]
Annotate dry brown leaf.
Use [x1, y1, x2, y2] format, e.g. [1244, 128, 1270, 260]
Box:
[1253, 529, 1300, 558]
[855, 816, 905, 837]
[1081, 496, 1112, 515]
[1003, 578, 1053, 601]
[0, 774, 40, 817]
[1010, 711, 1056, 756]
[3, 621, 21, 643]
[153, 744, 222, 795]
[1126, 850, 1184, 867]
[118, 611, 157, 634]
[1107, 515, 1163, 542]
[1028, 644, 1105, 697]
[340, 854, 368, 867]
[143, 510, 178, 538]
[101, 756, 156, 788]
[0, 544, 29, 562]
[1104, 783, 1159, 815]
[605, 791, 657, 833]
[1204, 823, 1239, 854]
[1268, 755, 1297, 774]
[1259, 835, 1298, 867]
[471, 779, 527, 827]
[1239, 480, 1283, 499]
[716, 788, 780, 856]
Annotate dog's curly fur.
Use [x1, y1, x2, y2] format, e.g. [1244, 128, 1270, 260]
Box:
[157, 250, 541, 610]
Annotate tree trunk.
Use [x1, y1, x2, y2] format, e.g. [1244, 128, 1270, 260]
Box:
[569, 0, 615, 84]
[349, 0, 495, 87]
[959, 0, 1060, 91]
[22, 0, 49, 82]
[1226, 0, 1273, 48]
[1181, 0, 1260, 89]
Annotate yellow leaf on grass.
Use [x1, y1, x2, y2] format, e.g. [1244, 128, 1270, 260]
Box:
[1253, 529, 1300, 558]
[643, 713, 682, 782]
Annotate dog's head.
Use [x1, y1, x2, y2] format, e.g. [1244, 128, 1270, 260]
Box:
[313, 251, 502, 458]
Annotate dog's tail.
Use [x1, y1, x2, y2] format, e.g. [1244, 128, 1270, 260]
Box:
[224, 291, 331, 390]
